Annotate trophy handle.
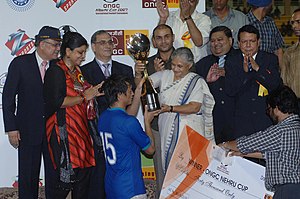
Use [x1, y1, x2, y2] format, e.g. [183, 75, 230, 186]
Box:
[143, 68, 149, 78]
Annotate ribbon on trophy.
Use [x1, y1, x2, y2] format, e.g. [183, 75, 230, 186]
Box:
[181, 31, 192, 49]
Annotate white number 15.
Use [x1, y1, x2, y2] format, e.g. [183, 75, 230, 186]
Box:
[100, 132, 117, 165]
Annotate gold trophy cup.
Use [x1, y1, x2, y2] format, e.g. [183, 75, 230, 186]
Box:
[127, 33, 160, 112]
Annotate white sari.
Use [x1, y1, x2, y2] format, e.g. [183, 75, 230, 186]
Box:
[151, 70, 215, 173]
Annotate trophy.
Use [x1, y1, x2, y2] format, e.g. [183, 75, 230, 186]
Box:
[127, 33, 160, 112]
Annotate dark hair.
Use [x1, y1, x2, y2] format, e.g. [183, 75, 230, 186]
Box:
[152, 24, 174, 37]
[102, 75, 131, 106]
[60, 32, 88, 58]
[209, 26, 233, 41]
[266, 85, 299, 114]
[238, 25, 260, 41]
[91, 30, 110, 44]
[293, 8, 300, 14]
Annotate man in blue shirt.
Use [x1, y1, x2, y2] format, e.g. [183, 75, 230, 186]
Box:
[246, 0, 284, 66]
[98, 75, 159, 199]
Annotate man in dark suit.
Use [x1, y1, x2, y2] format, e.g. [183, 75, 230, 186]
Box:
[81, 30, 134, 199]
[2, 26, 61, 199]
[195, 26, 236, 144]
[225, 25, 282, 140]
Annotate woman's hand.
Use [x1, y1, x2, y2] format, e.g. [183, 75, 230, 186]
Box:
[95, 81, 105, 96]
[83, 82, 104, 101]
[161, 104, 171, 113]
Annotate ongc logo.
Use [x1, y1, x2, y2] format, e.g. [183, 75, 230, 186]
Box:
[107, 30, 124, 55]
[142, 0, 178, 8]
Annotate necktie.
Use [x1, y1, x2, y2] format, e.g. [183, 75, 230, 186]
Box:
[248, 59, 253, 72]
[103, 63, 110, 79]
[218, 55, 226, 68]
[40, 60, 47, 82]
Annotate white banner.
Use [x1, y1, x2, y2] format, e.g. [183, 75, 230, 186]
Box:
[160, 126, 274, 199]
[0, 0, 205, 188]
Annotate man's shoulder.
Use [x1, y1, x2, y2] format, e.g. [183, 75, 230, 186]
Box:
[226, 49, 242, 59]
[148, 53, 158, 60]
[194, 11, 210, 21]
[285, 43, 300, 54]
[112, 60, 130, 66]
[48, 62, 64, 72]
[8, 53, 35, 70]
[203, 8, 213, 17]
[112, 60, 133, 71]
[12, 52, 34, 62]
[264, 15, 275, 22]
[230, 8, 248, 19]
[197, 54, 215, 65]
[81, 59, 96, 70]
[257, 50, 277, 59]
[104, 110, 138, 128]
[255, 51, 279, 66]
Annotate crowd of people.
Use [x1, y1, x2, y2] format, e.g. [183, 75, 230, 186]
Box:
[2, 0, 300, 199]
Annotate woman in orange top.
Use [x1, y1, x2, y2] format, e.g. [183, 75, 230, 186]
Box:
[44, 31, 102, 199]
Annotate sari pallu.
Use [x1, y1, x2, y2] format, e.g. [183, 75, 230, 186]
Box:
[44, 60, 95, 190]
[151, 71, 215, 173]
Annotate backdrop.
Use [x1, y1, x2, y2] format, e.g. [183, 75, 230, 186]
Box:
[0, 0, 205, 187]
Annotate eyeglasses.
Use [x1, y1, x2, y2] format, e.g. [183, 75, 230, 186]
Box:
[94, 40, 114, 46]
[43, 40, 62, 48]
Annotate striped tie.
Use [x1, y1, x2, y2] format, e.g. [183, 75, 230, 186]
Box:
[218, 55, 226, 68]
[248, 59, 253, 72]
[102, 63, 110, 79]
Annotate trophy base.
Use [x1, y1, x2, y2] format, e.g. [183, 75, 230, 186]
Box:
[141, 93, 161, 112]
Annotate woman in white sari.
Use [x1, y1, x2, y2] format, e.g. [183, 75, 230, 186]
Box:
[150, 47, 215, 174]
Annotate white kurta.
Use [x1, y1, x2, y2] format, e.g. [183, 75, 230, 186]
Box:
[166, 9, 211, 62]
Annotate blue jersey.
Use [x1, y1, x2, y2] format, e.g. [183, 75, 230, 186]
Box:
[98, 108, 150, 199]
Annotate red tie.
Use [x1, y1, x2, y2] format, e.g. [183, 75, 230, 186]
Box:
[40, 60, 47, 82]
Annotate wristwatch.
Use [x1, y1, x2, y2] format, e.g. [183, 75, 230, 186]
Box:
[184, 16, 192, 21]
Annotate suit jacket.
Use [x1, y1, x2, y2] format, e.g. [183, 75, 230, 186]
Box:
[225, 50, 282, 138]
[195, 49, 236, 143]
[81, 58, 134, 114]
[2, 52, 45, 145]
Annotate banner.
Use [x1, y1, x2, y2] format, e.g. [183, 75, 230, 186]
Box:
[160, 125, 274, 199]
[0, 0, 205, 187]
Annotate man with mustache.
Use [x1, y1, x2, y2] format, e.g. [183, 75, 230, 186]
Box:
[196, 26, 236, 145]
[225, 25, 282, 164]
